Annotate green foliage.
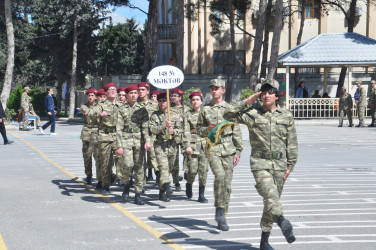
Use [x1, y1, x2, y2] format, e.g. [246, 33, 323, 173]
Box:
[7, 84, 24, 112]
[240, 87, 255, 100]
[183, 87, 202, 107]
[5, 108, 17, 122]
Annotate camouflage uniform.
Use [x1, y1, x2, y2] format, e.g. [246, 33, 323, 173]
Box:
[223, 101, 298, 233]
[369, 85, 376, 125]
[338, 91, 353, 126]
[355, 86, 366, 126]
[197, 101, 243, 215]
[116, 102, 150, 194]
[80, 102, 101, 182]
[21, 92, 41, 129]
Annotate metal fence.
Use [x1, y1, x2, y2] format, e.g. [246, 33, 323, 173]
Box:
[158, 24, 177, 40]
[288, 98, 370, 118]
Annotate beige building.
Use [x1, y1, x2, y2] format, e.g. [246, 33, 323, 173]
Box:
[157, 0, 376, 75]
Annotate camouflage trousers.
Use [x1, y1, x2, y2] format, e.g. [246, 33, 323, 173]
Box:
[154, 141, 177, 189]
[82, 140, 101, 179]
[209, 154, 234, 215]
[99, 141, 119, 189]
[22, 111, 41, 129]
[252, 169, 285, 232]
[339, 109, 353, 126]
[142, 144, 158, 186]
[119, 143, 144, 194]
[172, 144, 183, 184]
[357, 103, 365, 126]
[186, 153, 208, 187]
[370, 105, 376, 124]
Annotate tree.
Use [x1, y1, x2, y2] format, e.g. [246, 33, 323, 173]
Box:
[268, 0, 284, 79]
[294, 0, 307, 94]
[0, 0, 15, 107]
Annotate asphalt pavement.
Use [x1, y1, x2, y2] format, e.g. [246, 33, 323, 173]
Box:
[0, 119, 376, 250]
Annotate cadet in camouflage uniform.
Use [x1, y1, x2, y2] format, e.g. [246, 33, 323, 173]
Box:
[197, 79, 243, 231]
[115, 85, 151, 205]
[170, 88, 188, 191]
[20, 86, 41, 130]
[149, 93, 180, 202]
[368, 80, 376, 127]
[338, 87, 354, 127]
[183, 91, 208, 203]
[80, 88, 100, 185]
[117, 87, 127, 104]
[354, 81, 366, 127]
[92, 83, 122, 195]
[137, 82, 159, 183]
[223, 82, 298, 249]
[93, 89, 106, 189]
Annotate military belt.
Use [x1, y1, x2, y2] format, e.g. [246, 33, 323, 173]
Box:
[123, 127, 140, 133]
[190, 129, 197, 134]
[253, 151, 283, 160]
[84, 124, 98, 129]
[100, 126, 116, 134]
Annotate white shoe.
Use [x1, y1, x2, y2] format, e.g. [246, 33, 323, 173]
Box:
[39, 127, 45, 134]
[50, 133, 58, 135]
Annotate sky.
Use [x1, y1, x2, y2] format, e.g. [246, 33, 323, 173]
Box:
[111, 1, 149, 25]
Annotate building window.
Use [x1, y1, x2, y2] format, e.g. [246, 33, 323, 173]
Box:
[298, 0, 320, 19]
[297, 68, 319, 74]
[214, 50, 245, 74]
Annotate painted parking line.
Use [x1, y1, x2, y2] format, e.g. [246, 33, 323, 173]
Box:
[10, 133, 183, 250]
[0, 233, 7, 250]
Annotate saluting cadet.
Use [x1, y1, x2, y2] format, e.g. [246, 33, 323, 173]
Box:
[183, 91, 208, 203]
[80, 88, 100, 185]
[115, 85, 151, 205]
[223, 81, 298, 249]
[149, 93, 181, 202]
[338, 87, 353, 127]
[196, 79, 243, 231]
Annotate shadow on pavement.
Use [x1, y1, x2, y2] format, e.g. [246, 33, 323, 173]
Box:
[51, 178, 92, 196]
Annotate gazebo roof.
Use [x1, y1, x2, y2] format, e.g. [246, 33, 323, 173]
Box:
[277, 33, 376, 67]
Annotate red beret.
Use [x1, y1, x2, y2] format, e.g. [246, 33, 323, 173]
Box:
[157, 92, 167, 100]
[171, 88, 184, 96]
[125, 85, 138, 94]
[117, 87, 126, 94]
[104, 82, 116, 92]
[95, 89, 105, 96]
[137, 82, 150, 89]
[150, 90, 160, 96]
[86, 88, 97, 95]
[189, 91, 203, 99]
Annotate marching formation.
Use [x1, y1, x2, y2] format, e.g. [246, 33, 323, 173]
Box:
[80, 79, 298, 249]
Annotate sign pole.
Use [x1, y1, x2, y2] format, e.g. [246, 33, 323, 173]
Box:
[166, 88, 172, 139]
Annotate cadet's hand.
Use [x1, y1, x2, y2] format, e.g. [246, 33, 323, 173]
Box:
[48, 112, 51, 115]
[168, 127, 174, 135]
[185, 147, 193, 155]
[164, 120, 172, 128]
[244, 92, 262, 105]
[84, 111, 89, 116]
[144, 142, 152, 151]
[100, 111, 107, 117]
[283, 169, 291, 185]
[208, 123, 216, 131]
[115, 147, 123, 156]
[233, 154, 240, 167]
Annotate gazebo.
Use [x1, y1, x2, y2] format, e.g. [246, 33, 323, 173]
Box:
[276, 32, 376, 108]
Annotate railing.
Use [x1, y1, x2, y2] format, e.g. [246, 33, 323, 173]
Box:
[158, 24, 177, 40]
[288, 98, 370, 118]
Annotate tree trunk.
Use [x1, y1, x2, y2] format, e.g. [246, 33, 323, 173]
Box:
[69, 18, 78, 118]
[294, 0, 305, 95]
[0, 0, 15, 107]
[150, 0, 158, 69]
[260, 0, 272, 78]
[176, 0, 184, 72]
[56, 76, 63, 117]
[268, 0, 284, 79]
[248, 0, 267, 89]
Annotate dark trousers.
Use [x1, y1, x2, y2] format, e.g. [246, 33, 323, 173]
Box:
[42, 112, 55, 133]
[0, 120, 9, 142]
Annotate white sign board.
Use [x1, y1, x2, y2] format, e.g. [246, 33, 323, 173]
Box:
[147, 65, 184, 89]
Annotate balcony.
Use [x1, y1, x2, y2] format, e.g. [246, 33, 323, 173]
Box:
[158, 24, 177, 42]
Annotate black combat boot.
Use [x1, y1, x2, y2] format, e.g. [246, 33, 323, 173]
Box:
[260, 232, 274, 250]
[215, 207, 229, 231]
[155, 171, 160, 185]
[276, 216, 295, 243]
[163, 183, 174, 198]
[111, 174, 117, 185]
[198, 186, 208, 203]
[101, 188, 110, 196]
[175, 182, 182, 191]
[134, 193, 145, 205]
[85, 176, 92, 185]
[146, 168, 154, 181]
[122, 185, 130, 201]
[118, 178, 125, 187]
[368, 123, 375, 127]
[129, 174, 134, 188]
[159, 189, 170, 202]
[186, 183, 193, 198]
[96, 181, 102, 189]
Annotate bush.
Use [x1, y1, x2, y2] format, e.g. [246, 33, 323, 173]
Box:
[240, 87, 255, 100]
[5, 108, 16, 122]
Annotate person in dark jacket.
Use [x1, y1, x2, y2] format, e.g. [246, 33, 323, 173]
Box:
[0, 99, 14, 145]
[40, 88, 57, 135]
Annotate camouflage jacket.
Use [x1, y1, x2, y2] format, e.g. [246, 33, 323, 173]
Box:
[91, 99, 122, 142]
[197, 101, 243, 157]
[369, 87, 376, 107]
[339, 93, 353, 110]
[149, 109, 184, 146]
[21, 93, 31, 111]
[223, 101, 298, 171]
[183, 108, 206, 155]
[80, 102, 100, 141]
[116, 102, 150, 149]
[170, 103, 189, 144]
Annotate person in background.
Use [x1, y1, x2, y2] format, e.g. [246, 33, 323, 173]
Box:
[0, 99, 14, 145]
[368, 80, 376, 127]
[117, 87, 127, 104]
[150, 90, 160, 103]
[40, 88, 57, 135]
[338, 87, 353, 127]
[354, 81, 366, 127]
[312, 90, 321, 98]
[295, 81, 311, 98]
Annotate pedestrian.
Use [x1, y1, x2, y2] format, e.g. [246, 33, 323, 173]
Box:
[40, 88, 57, 135]
[295, 81, 311, 98]
[196, 79, 243, 231]
[149, 92, 179, 202]
[223, 81, 298, 249]
[312, 90, 321, 98]
[20, 86, 41, 131]
[183, 91, 209, 203]
[368, 80, 376, 127]
[0, 99, 14, 145]
[354, 81, 366, 127]
[338, 87, 354, 127]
